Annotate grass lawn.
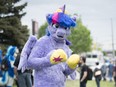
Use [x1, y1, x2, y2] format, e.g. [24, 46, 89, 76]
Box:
[13, 79, 114, 87]
[65, 79, 114, 87]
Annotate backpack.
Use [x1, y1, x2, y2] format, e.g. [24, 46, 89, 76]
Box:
[1, 58, 9, 71]
[94, 68, 102, 77]
[86, 66, 93, 80]
[94, 68, 102, 80]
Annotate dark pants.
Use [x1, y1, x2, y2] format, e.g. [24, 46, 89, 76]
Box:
[114, 76, 116, 82]
[80, 81, 87, 87]
[95, 77, 101, 87]
[102, 73, 106, 81]
[17, 72, 32, 87]
[114, 76, 116, 87]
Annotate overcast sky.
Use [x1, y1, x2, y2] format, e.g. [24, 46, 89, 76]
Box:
[20, 0, 116, 50]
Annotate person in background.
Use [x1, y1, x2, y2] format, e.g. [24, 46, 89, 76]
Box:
[0, 49, 2, 75]
[113, 64, 116, 87]
[0, 46, 17, 87]
[14, 48, 32, 87]
[0, 49, 2, 64]
[79, 56, 88, 87]
[94, 62, 102, 87]
[108, 61, 114, 82]
[101, 62, 107, 81]
[0, 49, 5, 87]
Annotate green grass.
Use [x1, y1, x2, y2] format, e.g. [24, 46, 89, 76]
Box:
[13, 79, 114, 87]
[65, 80, 114, 87]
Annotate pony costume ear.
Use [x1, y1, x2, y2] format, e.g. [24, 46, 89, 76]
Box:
[46, 14, 53, 25]
[72, 17, 76, 22]
[55, 5, 67, 14]
[46, 5, 76, 28]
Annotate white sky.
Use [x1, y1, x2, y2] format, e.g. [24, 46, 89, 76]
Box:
[19, 0, 116, 51]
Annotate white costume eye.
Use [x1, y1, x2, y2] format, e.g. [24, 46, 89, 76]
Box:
[52, 23, 59, 28]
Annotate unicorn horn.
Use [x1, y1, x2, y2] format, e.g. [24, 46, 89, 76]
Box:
[63, 5, 66, 13]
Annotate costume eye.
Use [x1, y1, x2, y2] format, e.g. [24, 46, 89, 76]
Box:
[52, 24, 59, 28]
[64, 27, 70, 30]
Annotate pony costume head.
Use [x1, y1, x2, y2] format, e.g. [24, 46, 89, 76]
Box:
[46, 5, 76, 28]
[5, 46, 17, 61]
[6, 46, 17, 56]
[0, 45, 17, 80]
[46, 5, 76, 42]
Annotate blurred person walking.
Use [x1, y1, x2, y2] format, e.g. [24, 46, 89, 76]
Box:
[108, 61, 114, 82]
[113, 64, 116, 87]
[94, 62, 102, 87]
[101, 62, 107, 81]
[79, 56, 88, 87]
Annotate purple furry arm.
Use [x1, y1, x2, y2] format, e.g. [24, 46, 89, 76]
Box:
[27, 37, 53, 70]
[64, 64, 77, 80]
[64, 64, 76, 73]
[69, 71, 77, 80]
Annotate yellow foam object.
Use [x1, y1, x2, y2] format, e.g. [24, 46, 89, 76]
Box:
[66, 54, 80, 69]
[50, 49, 67, 64]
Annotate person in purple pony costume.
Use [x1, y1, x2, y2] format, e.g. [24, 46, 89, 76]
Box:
[18, 5, 80, 87]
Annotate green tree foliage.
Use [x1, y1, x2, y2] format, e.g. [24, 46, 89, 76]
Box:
[38, 22, 48, 38]
[0, 0, 29, 50]
[38, 19, 92, 54]
[68, 19, 92, 53]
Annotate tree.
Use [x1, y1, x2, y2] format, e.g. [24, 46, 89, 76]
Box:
[68, 19, 92, 54]
[38, 22, 48, 38]
[38, 19, 92, 54]
[0, 0, 29, 50]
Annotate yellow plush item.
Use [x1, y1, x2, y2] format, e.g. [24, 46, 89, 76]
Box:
[50, 49, 67, 64]
[66, 54, 80, 69]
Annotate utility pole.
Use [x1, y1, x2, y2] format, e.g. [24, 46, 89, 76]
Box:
[111, 18, 115, 58]
[32, 20, 38, 36]
[32, 20, 35, 35]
